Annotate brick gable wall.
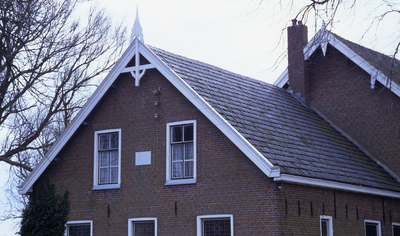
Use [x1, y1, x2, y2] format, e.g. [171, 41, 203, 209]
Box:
[34, 68, 280, 235]
[308, 45, 400, 178]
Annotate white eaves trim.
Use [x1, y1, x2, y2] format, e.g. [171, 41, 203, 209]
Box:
[273, 28, 400, 98]
[273, 68, 288, 87]
[274, 174, 400, 199]
[18, 38, 279, 195]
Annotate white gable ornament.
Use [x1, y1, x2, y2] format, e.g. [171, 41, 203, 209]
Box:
[124, 8, 155, 86]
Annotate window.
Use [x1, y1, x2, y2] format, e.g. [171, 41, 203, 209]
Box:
[393, 223, 400, 236]
[128, 218, 157, 236]
[65, 220, 92, 236]
[320, 215, 333, 236]
[93, 129, 121, 190]
[365, 220, 381, 236]
[197, 214, 233, 236]
[166, 120, 196, 185]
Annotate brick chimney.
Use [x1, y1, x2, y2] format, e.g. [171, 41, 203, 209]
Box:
[287, 20, 308, 104]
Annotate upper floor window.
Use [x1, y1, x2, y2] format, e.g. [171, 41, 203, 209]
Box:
[166, 120, 196, 185]
[93, 129, 121, 190]
[65, 220, 92, 236]
[365, 220, 381, 236]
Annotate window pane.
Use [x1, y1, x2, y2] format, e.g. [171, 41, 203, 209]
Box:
[110, 133, 118, 149]
[184, 125, 193, 141]
[134, 221, 155, 236]
[68, 223, 91, 236]
[100, 152, 109, 167]
[173, 162, 183, 178]
[321, 219, 328, 236]
[110, 151, 118, 166]
[99, 134, 109, 150]
[171, 126, 182, 142]
[185, 161, 193, 178]
[110, 167, 118, 183]
[172, 145, 184, 161]
[394, 225, 400, 236]
[366, 223, 378, 236]
[185, 143, 193, 160]
[203, 218, 231, 236]
[100, 168, 109, 183]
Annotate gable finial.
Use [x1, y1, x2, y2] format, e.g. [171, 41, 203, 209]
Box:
[322, 20, 326, 30]
[131, 7, 144, 43]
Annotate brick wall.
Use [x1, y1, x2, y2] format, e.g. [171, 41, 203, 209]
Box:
[35, 68, 281, 235]
[308, 45, 400, 178]
[279, 182, 400, 235]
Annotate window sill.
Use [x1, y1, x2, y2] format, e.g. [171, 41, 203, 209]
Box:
[92, 184, 120, 190]
[165, 179, 196, 186]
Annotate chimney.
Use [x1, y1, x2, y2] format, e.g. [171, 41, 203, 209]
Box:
[287, 20, 308, 104]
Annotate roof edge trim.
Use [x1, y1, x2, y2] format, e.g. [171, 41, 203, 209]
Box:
[274, 174, 400, 198]
[142, 46, 280, 178]
[274, 29, 400, 98]
[18, 39, 143, 195]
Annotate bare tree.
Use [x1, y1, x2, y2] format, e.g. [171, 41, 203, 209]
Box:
[0, 0, 126, 180]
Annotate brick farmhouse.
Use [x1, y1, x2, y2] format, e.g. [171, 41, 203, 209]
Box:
[18, 17, 400, 236]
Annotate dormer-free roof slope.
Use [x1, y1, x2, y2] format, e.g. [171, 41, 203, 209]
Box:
[151, 46, 400, 193]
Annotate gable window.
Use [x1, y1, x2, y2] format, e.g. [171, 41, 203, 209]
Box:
[128, 217, 157, 236]
[65, 220, 92, 236]
[320, 215, 333, 236]
[393, 223, 400, 236]
[93, 129, 121, 190]
[365, 220, 381, 236]
[166, 120, 196, 185]
[197, 214, 233, 236]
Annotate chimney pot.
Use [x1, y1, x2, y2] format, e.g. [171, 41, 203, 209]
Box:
[291, 19, 297, 26]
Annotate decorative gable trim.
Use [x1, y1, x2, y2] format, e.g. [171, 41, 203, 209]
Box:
[274, 29, 400, 98]
[275, 174, 400, 198]
[18, 38, 280, 194]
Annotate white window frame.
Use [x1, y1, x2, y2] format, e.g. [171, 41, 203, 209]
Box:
[166, 120, 196, 185]
[365, 219, 382, 236]
[197, 214, 233, 236]
[128, 217, 157, 236]
[320, 215, 333, 236]
[93, 129, 121, 190]
[393, 222, 400, 236]
[65, 220, 93, 236]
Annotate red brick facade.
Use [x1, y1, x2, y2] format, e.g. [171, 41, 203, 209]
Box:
[35, 69, 281, 235]
[280, 183, 400, 235]
[308, 46, 400, 178]
[32, 44, 400, 235]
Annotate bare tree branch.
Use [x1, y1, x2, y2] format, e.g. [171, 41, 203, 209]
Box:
[0, 0, 126, 177]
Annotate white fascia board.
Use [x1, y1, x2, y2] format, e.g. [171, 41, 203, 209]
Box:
[18, 41, 141, 195]
[139, 44, 280, 178]
[273, 68, 288, 87]
[276, 29, 400, 98]
[274, 174, 400, 199]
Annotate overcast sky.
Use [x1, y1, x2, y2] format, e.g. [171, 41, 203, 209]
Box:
[1, 0, 399, 234]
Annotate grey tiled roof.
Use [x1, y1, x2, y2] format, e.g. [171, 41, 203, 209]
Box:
[334, 33, 400, 85]
[150, 45, 400, 192]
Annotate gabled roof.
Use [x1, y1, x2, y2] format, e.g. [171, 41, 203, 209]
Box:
[274, 25, 400, 97]
[19, 28, 400, 198]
